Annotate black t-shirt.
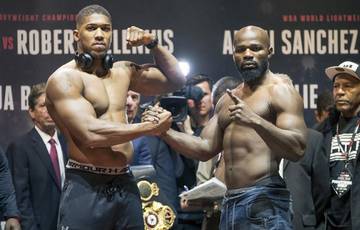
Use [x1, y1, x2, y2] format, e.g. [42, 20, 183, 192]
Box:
[328, 116, 360, 228]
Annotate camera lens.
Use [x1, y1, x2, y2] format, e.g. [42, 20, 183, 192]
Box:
[160, 96, 188, 122]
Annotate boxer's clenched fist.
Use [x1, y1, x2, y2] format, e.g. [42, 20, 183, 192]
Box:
[126, 26, 156, 47]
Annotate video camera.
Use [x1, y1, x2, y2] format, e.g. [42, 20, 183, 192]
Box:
[159, 85, 204, 123]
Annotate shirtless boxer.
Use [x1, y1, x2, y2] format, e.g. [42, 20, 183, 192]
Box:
[45, 4, 185, 230]
[145, 25, 307, 229]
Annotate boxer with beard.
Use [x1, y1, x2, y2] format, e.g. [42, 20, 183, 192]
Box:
[144, 25, 307, 229]
[235, 50, 268, 84]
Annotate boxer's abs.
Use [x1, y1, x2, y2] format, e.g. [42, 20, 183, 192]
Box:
[68, 140, 133, 168]
[222, 123, 279, 189]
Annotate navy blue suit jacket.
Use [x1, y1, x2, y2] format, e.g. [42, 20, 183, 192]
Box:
[132, 136, 181, 211]
[6, 128, 68, 230]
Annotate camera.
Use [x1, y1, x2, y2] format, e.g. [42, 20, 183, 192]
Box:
[139, 86, 204, 123]
[160, 85, 204, 123]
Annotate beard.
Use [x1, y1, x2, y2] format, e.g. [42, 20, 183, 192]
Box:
[237, 59, 269, 82]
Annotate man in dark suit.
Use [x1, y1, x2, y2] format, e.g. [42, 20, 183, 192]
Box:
[6, 83, 68, 230]
[283, 128, 326, 230]
[0, 146, 21, 230]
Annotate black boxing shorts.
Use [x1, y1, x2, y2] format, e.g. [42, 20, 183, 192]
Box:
[57, 161, 144, 230]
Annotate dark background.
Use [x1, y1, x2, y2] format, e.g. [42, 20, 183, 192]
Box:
[0, 0, 359, 148]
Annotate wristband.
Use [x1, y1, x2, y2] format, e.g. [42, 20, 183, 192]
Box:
[145, 38, 158, 49]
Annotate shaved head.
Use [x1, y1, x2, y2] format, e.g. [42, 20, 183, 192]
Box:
[234, 25, 270, 48]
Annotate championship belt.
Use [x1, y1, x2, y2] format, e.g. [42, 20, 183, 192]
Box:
[143, 201, 176, 230]
[138, 180, 160, 202]
[137, 179, 176, 229]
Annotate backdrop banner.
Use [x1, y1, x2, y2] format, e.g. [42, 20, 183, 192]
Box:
[0, 0, 359, 147]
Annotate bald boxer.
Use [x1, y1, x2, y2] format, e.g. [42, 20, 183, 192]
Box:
[145, 25, 307, 229]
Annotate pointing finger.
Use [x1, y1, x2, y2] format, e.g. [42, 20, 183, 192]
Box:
[226, 89, 241, 104]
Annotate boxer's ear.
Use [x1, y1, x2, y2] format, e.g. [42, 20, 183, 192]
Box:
[73, 29, 79, 42]
[268, 47, 273, 58]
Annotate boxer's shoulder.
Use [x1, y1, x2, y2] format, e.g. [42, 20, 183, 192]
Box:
[270, 72, 292, 86]
[50, 60, 80, 79]
[47, 67, 84, 97]
[49, 67, 82, 84]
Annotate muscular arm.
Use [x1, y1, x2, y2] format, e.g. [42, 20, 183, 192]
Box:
[248, 83, 306, 161]
[46, 71, 168, 148]
[125, 45, 186, 95]
[253, 115, 306, 161]
[161, 114, 223, 161]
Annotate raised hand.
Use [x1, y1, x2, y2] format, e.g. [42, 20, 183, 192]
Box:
[226, 89, 259, 125]
[126, 26, 156, 47]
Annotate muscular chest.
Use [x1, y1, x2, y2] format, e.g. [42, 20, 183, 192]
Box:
[82, 72, 129, 117]
[218, 90, 275, 130]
